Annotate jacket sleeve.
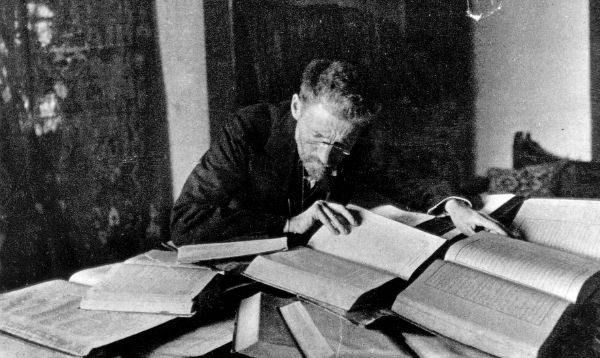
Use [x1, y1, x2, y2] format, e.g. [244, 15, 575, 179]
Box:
[382, 178, 466, 213]
[170, 116, 287, 246]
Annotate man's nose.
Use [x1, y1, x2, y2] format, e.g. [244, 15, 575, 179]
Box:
[316, 143, 334, 167]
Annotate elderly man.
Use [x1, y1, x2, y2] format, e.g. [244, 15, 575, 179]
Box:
[171, 59, 506, 246]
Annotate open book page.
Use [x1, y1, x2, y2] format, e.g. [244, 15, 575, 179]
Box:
[68, 263, 116, 286]
[369, 205, 434, 227]
[177, 236, 287, 263]
[393, 260, 570, 358]
[244, 248, 397, 311]
[512, 198, 600, 259]
[0, 280, 173, 356]
[479, 193, 517, 214]
[446, 233, 600, 302]
[125, 249, 199, 268]
[80, 263, 217, 315]
[308, 204, 445, 280]
[144, 318, 234, 357]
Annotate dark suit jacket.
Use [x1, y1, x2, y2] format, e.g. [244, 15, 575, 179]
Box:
[170, 102, 354, 246]
[171, 102, 461, 246]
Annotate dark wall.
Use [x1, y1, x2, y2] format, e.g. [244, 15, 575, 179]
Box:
[0, 0, 171, 292]
[204, 0, 476, 204]
[592, 0, 600, 161]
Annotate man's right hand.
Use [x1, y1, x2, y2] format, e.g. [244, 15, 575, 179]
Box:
[284, 200, 358, 235]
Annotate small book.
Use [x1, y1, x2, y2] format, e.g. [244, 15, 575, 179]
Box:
[177, 235, 287, 263]
[0, 280, 174, 357]
[392, 197, 600, 358]
[233, 292, 410, 358]
[80, 250, 220, 316]
[244, 205, 445, 311]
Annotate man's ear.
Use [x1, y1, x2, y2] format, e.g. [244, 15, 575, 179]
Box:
[291, 94, 302, 121]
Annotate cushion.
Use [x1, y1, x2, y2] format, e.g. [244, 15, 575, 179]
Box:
[486, 161, 565, 197]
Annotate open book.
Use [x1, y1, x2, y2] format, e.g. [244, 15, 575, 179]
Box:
[393, 197, 600, 358]
[80, 250, 219, 316]
[244, 205, 446, 311]
[0, 280, 174, 357]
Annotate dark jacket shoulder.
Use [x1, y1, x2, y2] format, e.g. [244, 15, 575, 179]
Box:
[224, 101, 292, 151]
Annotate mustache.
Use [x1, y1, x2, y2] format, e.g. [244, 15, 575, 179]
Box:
[302, 155, 329, 167]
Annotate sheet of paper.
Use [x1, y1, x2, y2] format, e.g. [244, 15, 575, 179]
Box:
[308, 204, 445, 280]
[393, 260, 570, 358]
[512, 198, 600, 259]
[446, 233, 600, 302]
[0, 280, 173, 356]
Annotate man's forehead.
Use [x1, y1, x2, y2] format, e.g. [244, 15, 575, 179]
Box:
[301, 102, 357, 135]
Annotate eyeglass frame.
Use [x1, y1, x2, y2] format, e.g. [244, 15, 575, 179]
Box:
[305, 139, 352, 156]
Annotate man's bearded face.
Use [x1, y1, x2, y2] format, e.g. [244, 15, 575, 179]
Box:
[293, 101, 359, 182]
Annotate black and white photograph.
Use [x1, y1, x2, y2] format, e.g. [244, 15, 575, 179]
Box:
[1, 0, 600, 357]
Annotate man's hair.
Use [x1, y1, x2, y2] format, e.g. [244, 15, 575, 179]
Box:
[298, 59, 379, 126]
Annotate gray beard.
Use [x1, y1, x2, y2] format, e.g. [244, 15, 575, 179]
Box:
[302, 158, 328, 182]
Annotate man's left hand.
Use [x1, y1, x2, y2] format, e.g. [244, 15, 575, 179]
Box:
[444, 199, 509, 236]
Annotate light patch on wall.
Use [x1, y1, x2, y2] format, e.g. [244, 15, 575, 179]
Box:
[0, 39, 7, 56]
[467, 0, 503, 21]
[38, 92, 58, 117]
[22, 94, 30, 111]
[27, 3, 55, 47]
[34, 21, 53, 47]
[35, 116, 61, 136]
[108, 207, 120, 227]
[34, 92, 62, 136]
[53, 81, 68, 99]
[2, 86, 11, 103]
[30, 3, 55, 18]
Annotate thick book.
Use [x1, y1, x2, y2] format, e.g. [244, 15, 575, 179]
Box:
[243, 205, 446, 311]
[233, 292, 411, 358]
[177, 235, 287, 263]
[80, 250, 219, 316]
[392, 197, 600, 358]
[0, 280, 174, 357]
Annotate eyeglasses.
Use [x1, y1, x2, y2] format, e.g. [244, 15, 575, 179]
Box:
[306, 139, 351, 156]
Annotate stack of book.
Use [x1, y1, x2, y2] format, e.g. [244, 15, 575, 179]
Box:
[0, 250, 234, 357]
[5, 196, 600, 357]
